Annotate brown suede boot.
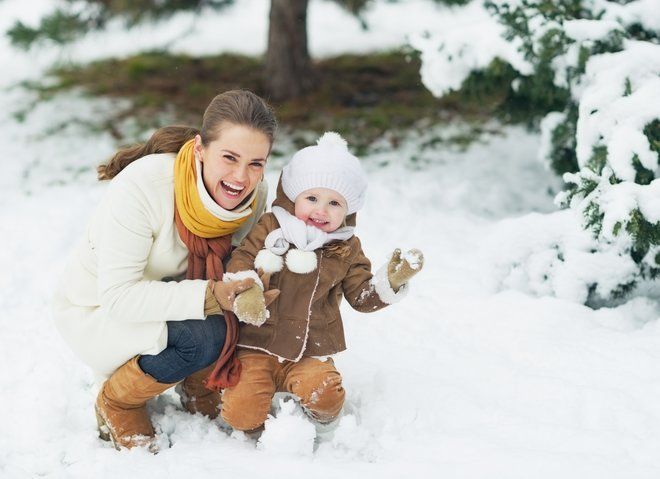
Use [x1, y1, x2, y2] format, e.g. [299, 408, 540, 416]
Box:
[95, 357, 176, 451]
[177, 364, 222, 419]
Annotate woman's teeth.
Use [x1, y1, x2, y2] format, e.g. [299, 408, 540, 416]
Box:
[221, 180, 245, 196]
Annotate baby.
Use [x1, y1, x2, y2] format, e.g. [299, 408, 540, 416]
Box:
[217, 132, 423, 432]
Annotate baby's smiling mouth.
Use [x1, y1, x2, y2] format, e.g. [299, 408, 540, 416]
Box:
[307, 217, 329, 227]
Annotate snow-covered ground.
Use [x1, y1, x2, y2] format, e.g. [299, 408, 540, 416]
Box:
[1, 1, 659, 478]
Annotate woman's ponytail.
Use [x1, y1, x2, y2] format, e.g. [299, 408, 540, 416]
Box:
[97, 125, 200, 180]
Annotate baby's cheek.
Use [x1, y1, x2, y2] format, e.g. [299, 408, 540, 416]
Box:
[293, 201, 309, 221]
[293, 204, 307, 222]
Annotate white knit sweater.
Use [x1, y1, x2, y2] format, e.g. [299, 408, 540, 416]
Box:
[52, 153, 266, 380]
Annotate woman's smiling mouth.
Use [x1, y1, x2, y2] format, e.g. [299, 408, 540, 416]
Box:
[220, 180, 245, 197]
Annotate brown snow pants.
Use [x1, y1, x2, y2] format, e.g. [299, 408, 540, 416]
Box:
[221, 349, 345, 431]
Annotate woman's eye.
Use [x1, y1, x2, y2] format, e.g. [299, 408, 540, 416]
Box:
[250, 162, 264, 168]
[223, 155, 237, 162]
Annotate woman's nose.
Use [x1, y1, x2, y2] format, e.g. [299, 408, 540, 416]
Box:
[233, 163, 248, 182]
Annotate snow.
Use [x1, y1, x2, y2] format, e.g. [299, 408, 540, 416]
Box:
[480, 209, 639, 303]
[412, 0, 658, 290]
[575, 41, 660, 176]
[257, 398, 317, 456]
[564, 40, 660, 255]
[639, 180, 660, 222]
[563, 19, 622, 42]
[409, 0, 532, 97]
[598, 0, 660, 33]
[538, 111, 567, 169]
[403, 248, 423, 270]
[0, 0, 458, 86]
[1, 0, 660, 478]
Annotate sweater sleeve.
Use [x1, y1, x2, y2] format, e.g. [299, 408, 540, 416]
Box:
[96, 175, 207, 323]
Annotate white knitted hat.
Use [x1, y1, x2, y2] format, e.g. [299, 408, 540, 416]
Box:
[282, 132, 367, 214]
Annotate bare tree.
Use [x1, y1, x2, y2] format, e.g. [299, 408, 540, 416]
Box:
[265, 0, 314, 101]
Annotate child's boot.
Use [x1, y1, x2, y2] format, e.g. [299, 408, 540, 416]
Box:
[177, 363, 222, 419]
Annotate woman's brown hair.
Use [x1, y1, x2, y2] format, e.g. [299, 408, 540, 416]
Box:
[97, 90, 277, 180]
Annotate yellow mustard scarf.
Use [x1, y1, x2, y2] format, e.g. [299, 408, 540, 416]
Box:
[174, 139, 257, 238]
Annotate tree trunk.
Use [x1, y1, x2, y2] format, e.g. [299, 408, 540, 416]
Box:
[265, 0, 314, 102]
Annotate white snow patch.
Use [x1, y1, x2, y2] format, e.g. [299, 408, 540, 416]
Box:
[257, 398, 316, 456]
[1, 2, 659, 475]
[409, 0, 532, 97]
[575, 41, 660, 173]
[563, 19, 623, 42]
[403, 249, 423, 270]
[538, 112, 567, 169]
[480, 209, 639, 303]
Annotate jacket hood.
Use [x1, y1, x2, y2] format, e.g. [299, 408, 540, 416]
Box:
[272, 173, 357, 227]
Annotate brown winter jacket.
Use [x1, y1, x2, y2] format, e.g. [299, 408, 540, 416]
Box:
[226, 180, 390, 361]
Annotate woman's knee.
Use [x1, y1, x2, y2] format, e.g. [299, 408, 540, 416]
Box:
[169, 315, 226, 368]
[196, 314, 226, 366]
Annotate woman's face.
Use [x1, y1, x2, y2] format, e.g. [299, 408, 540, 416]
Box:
[195, 122, 271, 210]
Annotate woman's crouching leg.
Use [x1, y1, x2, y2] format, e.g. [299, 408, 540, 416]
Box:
[221, 351, 277, 431]
[283, 357, 345, 423]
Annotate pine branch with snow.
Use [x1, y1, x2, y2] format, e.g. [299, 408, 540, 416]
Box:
[412, 0, 658, 303]
[510, 1, 660, 299]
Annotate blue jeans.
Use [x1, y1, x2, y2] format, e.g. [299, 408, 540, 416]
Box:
[138, 314, 226, 383]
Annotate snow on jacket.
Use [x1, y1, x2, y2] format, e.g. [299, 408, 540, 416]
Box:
[226, 179, 406, 362]
[52, 153, 267, 380]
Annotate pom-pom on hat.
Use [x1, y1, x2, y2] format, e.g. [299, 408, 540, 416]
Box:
[282, 132, 367, 214]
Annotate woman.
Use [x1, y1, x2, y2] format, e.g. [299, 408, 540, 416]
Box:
[52, 90, 277, 451]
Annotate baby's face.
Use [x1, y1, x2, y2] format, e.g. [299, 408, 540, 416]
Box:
[294, 187, 348, 233]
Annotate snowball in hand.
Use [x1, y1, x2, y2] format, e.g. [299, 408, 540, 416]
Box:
[388, 248, 424, 290]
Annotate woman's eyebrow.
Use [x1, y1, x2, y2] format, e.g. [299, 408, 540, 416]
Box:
[222, 149, 266, 162]
[221, 149, 241, 157]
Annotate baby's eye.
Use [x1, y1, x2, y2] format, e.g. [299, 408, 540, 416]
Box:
[306, 196, 317, 202]
[330, 200, 341, 207]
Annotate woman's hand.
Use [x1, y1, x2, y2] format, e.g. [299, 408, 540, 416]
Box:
[210, 278, 256, 310]
[387, 248, 424, 291]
